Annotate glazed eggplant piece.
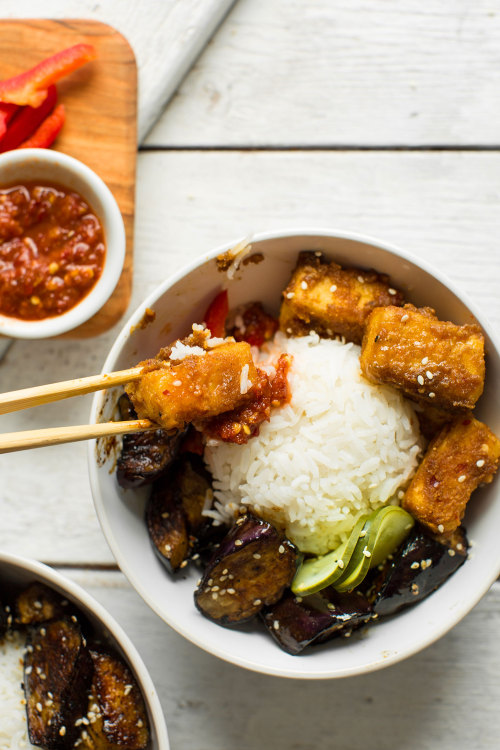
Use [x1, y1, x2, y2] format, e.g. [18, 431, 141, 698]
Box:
[24, 618, 93, 749]
[146, 454, 213, 572]
[15, 582, 70, 626]
[78, 649, 149, 750]
[261, 588, 373, 655]
[194, 514, 298, 625]
[372, 525, 468, 618]
[116, 427, 184, 489]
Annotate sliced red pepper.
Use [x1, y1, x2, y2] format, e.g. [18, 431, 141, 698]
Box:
[0, 102, 19, 139]
[19, 104, 65, 149]
[0, 85, 57, 153]
[0, 44, 97, 107]
[203, 289, 229, 337]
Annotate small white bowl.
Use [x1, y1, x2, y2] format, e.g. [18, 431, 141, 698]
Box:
[0, 551, 170, 749]
[0, 149, 125, 339]
[89, 229, 500, 679]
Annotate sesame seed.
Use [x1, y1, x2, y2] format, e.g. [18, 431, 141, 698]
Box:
[357, 275, 364, 283]
[222, 569, 228, 575]
[362, 546, 371, 558]
[137, 719, 144, 728]
[235, 539, 243, 546]
[286, 328, 293, 334]
[220, 575, 227, 582]
[286, 291, 295, 299]
[429, 392, 435, 398]
[295, 596, 303, 603]
[388, 288, 396, 295]
[417, 375, 424, 385]
[164, 544, 172, 552]
[438, 524, 444, 533]
[329, 284, 337, 292]
[338, 559, 344, 569]
[212, 585, 220, 592]
[421, 356, 429, 365]
[25, 666, 32, 674]
[411, 583, 419, 595]
[36, 702, 42, 712]
[327, 603, 335, 610]
[34, 601, 42, 609]
[458, 474, 466, 483]
[426, 371, 434, 379]
[180, 560, 188, 569]
[411, 561, 420, 569]
[398, 490, 404, 499]
[227, 588, 236, 594]
[359, 529, 367, 537]
[456, 543, 464, 551]
[448, 549, 456, 557]
[173, 380, 182, 386]
[279, 545, 285, 554]
[253, 599, 262, 606]
[477, 459, 485, 468]
[273, 620, 280, 630]
[253, 553, 261, 559]
[401, 314, 409, 322]
[161, 512, 169, 518]
[301, 281, 308, 290]
[208, 578, 214, 586]
[59, 727, 66, 737]
[211, 593, 218, 600]
[228, 574, 234, 580]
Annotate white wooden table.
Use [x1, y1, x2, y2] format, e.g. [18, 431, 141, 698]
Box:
[1, 2, 500, 748]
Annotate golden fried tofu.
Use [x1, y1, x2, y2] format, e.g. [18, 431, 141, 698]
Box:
[279, 251, 404, 343]
[360, 305, 485, 410]
[126, 341, 258, 430]
[403, 416, 500, 535]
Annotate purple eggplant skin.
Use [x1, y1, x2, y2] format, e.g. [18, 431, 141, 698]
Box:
[116, 428, 185, 489]
[372, 525, 468, 618]
[194, 514, 298, 626]
[261, 588, 373, 655]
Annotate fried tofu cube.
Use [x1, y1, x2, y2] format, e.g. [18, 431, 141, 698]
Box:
[126, 341, 258, 430]
[360, 305, 485, 410]
[403, 416, 500, 535]
[279, 251, 404, 344]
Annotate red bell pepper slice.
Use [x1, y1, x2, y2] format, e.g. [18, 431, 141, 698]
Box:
[0, 44, 97, 107]
[203, 289, 229, 337]
[19, 104, 65, 149]
[0, 85, 57, 153]
[0, 102, 19, 139]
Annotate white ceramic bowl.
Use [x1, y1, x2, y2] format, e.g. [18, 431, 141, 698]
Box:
[0, 551, 169, 748]
[88, 229, 500, 679]
[0, 148, 125, 338]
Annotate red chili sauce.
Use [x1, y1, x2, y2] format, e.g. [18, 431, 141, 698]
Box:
[0, 181, 105, 320]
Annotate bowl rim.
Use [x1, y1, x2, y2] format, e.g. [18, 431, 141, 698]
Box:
[0, 148, 126, 339]
[89, 226, 500, 679]
[0, 549, 170, 747]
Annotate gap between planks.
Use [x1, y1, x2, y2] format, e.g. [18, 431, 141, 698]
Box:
[139, 144, 500, 153]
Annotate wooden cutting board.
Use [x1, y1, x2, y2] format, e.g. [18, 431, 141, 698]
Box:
[0, 19, 137, 337]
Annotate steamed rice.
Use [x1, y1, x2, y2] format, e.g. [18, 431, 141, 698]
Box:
[0, 631, 35, 749]
[205, 331, 423, 555]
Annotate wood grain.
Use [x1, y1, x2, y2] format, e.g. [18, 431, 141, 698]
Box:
[0, 19, 137, 336]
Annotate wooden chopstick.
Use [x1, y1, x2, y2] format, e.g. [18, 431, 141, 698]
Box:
[0, 418, 155, 454]
[0, 366, 143, 415]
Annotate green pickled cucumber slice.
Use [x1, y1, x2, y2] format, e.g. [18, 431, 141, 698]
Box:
[291, 516, 367, 596]
[334, 505, 415, 593]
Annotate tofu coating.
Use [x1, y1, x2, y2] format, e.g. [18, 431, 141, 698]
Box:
[126, 341, 258, 430]
[360, 305, 485, 410]
[403, 416, 500, 535]
[279, 251, 404, 344]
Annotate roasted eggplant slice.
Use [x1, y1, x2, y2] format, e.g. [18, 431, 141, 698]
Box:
[15, 582, 70, 626]
[194, 514, 298, 625]
[261, 588, 373, 655]
[78, 649, 149, 750]
[146, 454, 213, 572]
[116, 428, 184, 489]
[146, 471, 190, 572]
[372, 525, 468, 618]
[24, 618, 92, 749]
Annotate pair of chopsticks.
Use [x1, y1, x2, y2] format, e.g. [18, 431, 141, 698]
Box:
[0, 367, 154, 453]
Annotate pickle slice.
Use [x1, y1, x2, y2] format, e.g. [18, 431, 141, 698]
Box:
[291, 516, 367, 596]
[334, 506, 415, 592]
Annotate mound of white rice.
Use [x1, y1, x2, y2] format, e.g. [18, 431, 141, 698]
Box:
[0, 630, 35, 749]
[204, 332, 423, 555]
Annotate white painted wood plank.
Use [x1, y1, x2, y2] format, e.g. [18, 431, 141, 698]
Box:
[58, 569, 500, 750]
[146, 0, 500, 147]
[0, 150, 498, 563]
[0, 0, 236, 142]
